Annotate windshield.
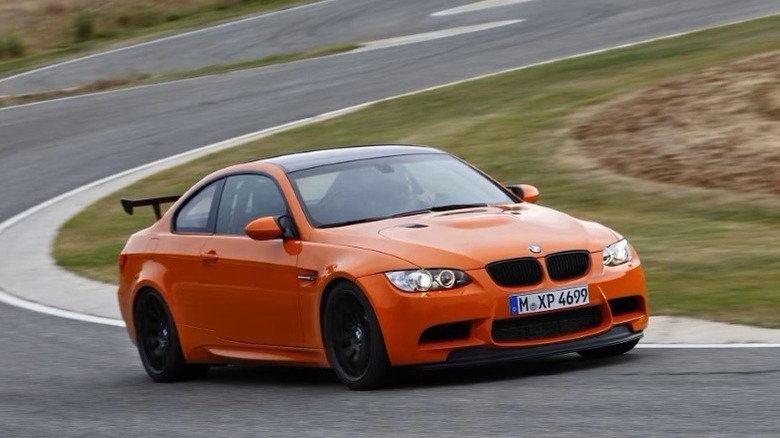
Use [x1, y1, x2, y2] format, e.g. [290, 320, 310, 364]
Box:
[289, 153, 516, 227]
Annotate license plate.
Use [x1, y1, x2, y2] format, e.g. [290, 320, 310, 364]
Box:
[509, 285, 590, 315]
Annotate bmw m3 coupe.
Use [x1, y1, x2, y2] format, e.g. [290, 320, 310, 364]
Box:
[118, 144, 648, 390]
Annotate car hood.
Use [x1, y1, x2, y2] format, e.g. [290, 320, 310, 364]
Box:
[312, 204, 620, 270]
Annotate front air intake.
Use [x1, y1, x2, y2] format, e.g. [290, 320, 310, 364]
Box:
[609, 296, 641, 316]
[419, 321, 472, 344]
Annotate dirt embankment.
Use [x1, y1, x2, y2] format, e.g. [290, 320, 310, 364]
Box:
[570, 51, 780, 195]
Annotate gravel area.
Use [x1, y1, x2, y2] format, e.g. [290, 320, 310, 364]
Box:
[571, 50, 780, 195]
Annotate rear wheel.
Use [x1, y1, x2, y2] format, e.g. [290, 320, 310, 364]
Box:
[577, 339, 640, 359]
[323, 283, 391, 390]
[134, 289, 208, 382]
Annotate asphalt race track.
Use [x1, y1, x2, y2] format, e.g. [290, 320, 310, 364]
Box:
[1, 0, 780, 436]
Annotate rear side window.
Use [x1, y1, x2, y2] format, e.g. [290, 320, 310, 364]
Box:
[216, 174, 287, 235]
[174, 182, 221, 233]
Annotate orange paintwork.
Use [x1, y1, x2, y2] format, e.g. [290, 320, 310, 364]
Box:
[118, 152, 649, 369]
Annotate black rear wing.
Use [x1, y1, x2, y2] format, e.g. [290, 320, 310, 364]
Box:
[120, 195, 181, 219]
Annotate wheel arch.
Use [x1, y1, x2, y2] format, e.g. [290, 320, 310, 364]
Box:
[318, 277, 359, 337]
[127, 284, 162, 345]
[318, 277, 392, 389]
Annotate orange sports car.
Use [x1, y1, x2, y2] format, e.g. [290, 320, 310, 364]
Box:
[118, 144, 648, 390]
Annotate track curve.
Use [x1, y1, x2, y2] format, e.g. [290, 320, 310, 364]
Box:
[1, 0, 780, 436]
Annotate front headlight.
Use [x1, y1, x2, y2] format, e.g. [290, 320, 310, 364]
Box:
[603, 239, 633, 266]
[385, 269, 472, 292]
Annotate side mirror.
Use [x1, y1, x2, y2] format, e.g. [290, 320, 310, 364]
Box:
[245, 216, 283, 241]
[505, 184, 540, 203]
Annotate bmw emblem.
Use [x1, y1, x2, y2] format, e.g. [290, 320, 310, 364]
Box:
[529, 244, 542, 254]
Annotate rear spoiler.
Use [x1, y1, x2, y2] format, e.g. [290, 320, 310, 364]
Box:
[120, 195, 181, 219]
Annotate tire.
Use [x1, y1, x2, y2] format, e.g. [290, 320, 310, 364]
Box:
[577, 339, 640, 359]
[323, 283, 391, 390]
[134, 289, 208, 382]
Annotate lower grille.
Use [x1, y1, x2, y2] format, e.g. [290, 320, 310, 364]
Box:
[492, 306, 602, 342]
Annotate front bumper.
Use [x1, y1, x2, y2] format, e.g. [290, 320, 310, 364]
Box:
[357, 255, 648, 366]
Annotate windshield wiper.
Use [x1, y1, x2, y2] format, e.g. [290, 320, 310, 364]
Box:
[319, 216, 388, 228]
[389, 204, 488, 219]
[429, 203, 488, 212]
[320, 204, 489, 228]
[323, 208, 433, 227]
[390, 208, 432, 218]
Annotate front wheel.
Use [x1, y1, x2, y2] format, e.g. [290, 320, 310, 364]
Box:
[323, 283, 391, 390]
[577, 339, 640, 359]
[134, 289, 208, 382]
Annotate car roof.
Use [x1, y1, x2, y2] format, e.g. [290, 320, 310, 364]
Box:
[258, 144, 446, 173]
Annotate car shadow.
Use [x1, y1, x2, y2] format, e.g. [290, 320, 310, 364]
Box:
[395, 353, 642, 389]
[204, 364, 341, 387]
[198, 352, 642, 390]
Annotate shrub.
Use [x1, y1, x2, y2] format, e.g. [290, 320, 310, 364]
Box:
[116, 6, 163, 28]
[0, 32, 25, 58]
[74, 12, 94, 42]
[165, 12, 183, 22]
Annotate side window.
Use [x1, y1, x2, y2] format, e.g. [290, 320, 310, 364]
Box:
[216, 174, 287, 235]
[174, 182, 221, 233]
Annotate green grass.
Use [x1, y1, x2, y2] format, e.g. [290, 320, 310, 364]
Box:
[0, 43, 358, 107]
[55, 14, 780, 327]
[0, 0, 315, 78]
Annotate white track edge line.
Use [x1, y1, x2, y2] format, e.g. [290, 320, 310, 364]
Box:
[0, 103, 366, 236]
[3, 10, 779, 113]
[637, 343, 780, 349]
[0, 287, 126, 327]
[0, 12, 779, 344]
[0, 0, 336, 85]
[0, 19, 524, 112]
[432, 0, 538, 17]
[354, 20, 524, 53]
[0, 18, 522, 112]
[0, 103, 369, 326]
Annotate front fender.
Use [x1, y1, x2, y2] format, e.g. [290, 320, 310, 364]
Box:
[296, 242, 416, 349]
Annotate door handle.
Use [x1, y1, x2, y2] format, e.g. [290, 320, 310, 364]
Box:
[200, 250, 219, 262]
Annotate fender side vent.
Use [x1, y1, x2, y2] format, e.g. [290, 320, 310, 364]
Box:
[400, 223, 428, 228]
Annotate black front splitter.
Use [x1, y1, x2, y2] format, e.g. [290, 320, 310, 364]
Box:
[419, 325, 643, 370]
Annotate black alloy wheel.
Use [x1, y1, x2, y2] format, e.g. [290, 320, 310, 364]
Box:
[134, 289, 207, 382]
[577, 338, 640, 359]
[323, 283, 390, 390]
